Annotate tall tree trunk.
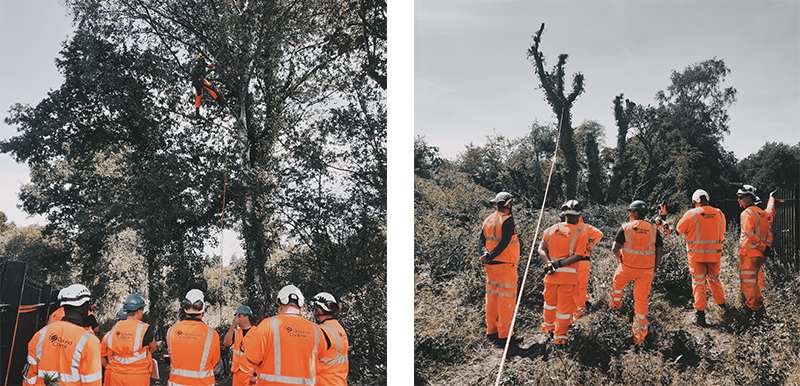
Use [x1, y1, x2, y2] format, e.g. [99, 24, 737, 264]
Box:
[607, 95, 631, 203]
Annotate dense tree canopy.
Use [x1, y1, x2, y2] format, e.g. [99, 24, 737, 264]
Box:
[2, 0, 385, 382]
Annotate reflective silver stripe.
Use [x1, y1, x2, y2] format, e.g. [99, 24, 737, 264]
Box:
[688, 248, 722, 253]
[693, 280, 707, 285]
[569, 227, 582, 255]
[497, 292, 516, 298]
[320, 356, 348, 365]
[81, 370, 102, 383]
[740, 270, 758, 275]
[556, 313, 572, 320]
[613, 289, 624, 294]
[34, 325, 48, 366]
[271, 318, 281, 376]
[543, 303, 556, 310]
[232, 349, 244, 355]
[635, 314, 647, 320]
[541, 322, 555, 327]
[113, 351, 147, 364]
[171, 368, 212, 378]
[108, 324, 117, 350]
[741, 279, 758, 283]
[259, 374, 315, 385]
[554, 268, 578, 274]
[692, 274, 706, 279]
[27, 354, 37, 365]
[487, 281, 498, 286]
[198, 325, 213, 375]
[554, 334, 568, 340]
[496, 282, 516, 288]
[486, 289, 498, 294]
[612, 296, 623, 301]
[320, 322, 348, 366]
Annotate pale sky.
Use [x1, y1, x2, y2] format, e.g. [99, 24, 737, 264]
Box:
[415, 0, 800, 161]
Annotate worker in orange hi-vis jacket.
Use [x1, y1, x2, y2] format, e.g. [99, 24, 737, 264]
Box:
[566, 204, 603, 321]
[240, 285, 327, 386]
[539, 200, 588, 345]
[24, 284, 102, 386]
[675, 189, 726, 327]
[311, 292, 350, 386]
[223, 305, 256, 386]
[478, 192, 522, 348]
[610, 200, 664, 345]
[736, 185, 773, 320]
[101, 293, 156, 386]
[167, 289, 220, 386]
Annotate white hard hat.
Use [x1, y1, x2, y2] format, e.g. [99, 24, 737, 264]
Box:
[489, 192, 515, 207]
[182, 289, 205, 314]
[561, 199, 582, 216]
[692, 189, 710, 203]
[737, 184, 760, 202]
[277, 285, 304, 307]
[311, 292, 341, 313]
[59, 284, 92, 307]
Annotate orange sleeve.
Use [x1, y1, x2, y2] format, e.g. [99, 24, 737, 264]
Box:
[586, 225, 603, 250]
[23, 331, 39, 385]
[675, 211, 692, 236]
[573, 228, 588, 257]
[241, 322, 263, 374]
[79, 335, 103, 386]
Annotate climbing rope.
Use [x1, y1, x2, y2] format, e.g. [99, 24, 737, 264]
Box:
[494, 109, 564, 386]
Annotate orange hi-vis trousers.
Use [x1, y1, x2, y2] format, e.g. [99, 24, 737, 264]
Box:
[572, 260, 591, 319]
[739, 253, 765, 311]
[485, 263, 518, 339]
[541, 283, 576, 344]
[689, 261, 725, 311]
[194, 78, 218, 108]
[610, 264, 654, 345]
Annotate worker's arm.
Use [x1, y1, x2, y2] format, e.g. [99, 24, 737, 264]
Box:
[223, 317, 239, 347]
[538, 231, 550, 265]
[655, 246, 663, 268]
[612, 242, 622, 261]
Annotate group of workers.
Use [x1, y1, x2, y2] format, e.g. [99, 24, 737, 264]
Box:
[480, 184, 775, 347]
[23, 284, 349, 386]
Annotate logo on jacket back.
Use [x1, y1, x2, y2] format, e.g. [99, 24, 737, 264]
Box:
[115, 330, 135, 341]
[175, 330, 204, 341]
[284, 325, 311, 340]
[700, 213, 717, 219]
[633, 226, 650, 235]
[49, 333, 74, 349]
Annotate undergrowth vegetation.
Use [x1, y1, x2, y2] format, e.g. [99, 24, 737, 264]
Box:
[415, 172, 800, 385]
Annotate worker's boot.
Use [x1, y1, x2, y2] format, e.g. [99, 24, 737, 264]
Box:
[694, 310, 707, 327]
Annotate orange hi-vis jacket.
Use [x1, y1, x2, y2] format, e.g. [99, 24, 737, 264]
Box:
[542, 222, 588, 284]
[24, 319, 102, 386]
[577, 219, 603, 258]
[242, 314, 326, 386]
[619, 220, 658, 269]
[318, 319, 349, 386]
[676, 205, 726, 262]
[739, 205, 772, 257]
[230, 328, 247, 373]
[103, 320, 152, 375]
[167, 319, 220, 386]
[482, 211, 520, 264]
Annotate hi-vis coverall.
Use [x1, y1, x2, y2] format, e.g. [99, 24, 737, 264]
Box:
[241, 314, 326, 386]
[540, 222, 588, 344]
[230, 327, 254, 386]
[573, 219, 603, 320]
[167, 319, 220, 386]
[24, 318, 102, 386]
[480, 210, 520, 340]
[318, 319, 349, 386]
[676, 205, 726, 311]
[611, 220, 663, 345]
[739, 204, 772, 311]
[101, 319, 154, 385]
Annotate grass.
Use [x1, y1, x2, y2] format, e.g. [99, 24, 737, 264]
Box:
[415, 210, 800, 386]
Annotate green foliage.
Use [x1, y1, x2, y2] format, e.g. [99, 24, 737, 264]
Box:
[736, 141, 800, 191]
[0, 221, 76, 287]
